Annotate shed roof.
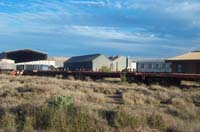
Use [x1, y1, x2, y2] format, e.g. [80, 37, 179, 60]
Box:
[48, 57, 69, 61]
[109, 56, 126, 61]
[2, 49, 47, 55]
[65, 54, 101, 63]
[137, 59, 166, 63]
[0, 59, 15, 63]
[166, 51, 200, 61]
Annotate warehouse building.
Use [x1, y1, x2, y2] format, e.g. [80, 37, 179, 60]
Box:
[166, 51, 200, 74]
[16, 57, 69, 71]
[16, 60, 56, 71]
[0, 59, 16, 70]
[137, 59, 172, 73]
[48, 57, 68, 68]
[109, 56, 132, 72]
[0, 49, 47, 63]
[64, 54, 111, 71]
[130, 61, 137, 72]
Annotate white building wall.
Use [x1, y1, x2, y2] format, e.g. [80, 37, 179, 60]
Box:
[16, 60, 56, 71]
[93, 55, 111, 71]
[130, 61, 137, 72]
[110, 56, 127, 72]
[0, 59, 16, 70]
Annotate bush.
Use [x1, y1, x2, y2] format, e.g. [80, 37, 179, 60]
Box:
[85, 76, 92, 81]
[114, 111, 141, 129]
[147, 113, 166, 131]
[120, 72, 127, 82]
[55, 74, 63, 79]
[33, 104, 109, 132]
[101, 110, 116, 126]
[101, 66, 111, 72]
[0, 112, 16, 131]
[67, 75, 75, 80]
[23, 117, 34, 132]
[15, 108, 26, 132]
[33, 106, 70, 131]
[0, 95, 109, 132]
[48, 95, 73, 111]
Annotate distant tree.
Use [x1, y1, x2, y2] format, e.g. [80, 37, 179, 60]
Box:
[120, 72, 127, 82]
[101, 66, 111, 72]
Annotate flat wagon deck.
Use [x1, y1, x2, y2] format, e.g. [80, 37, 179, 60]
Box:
[22, 70, 200, 85]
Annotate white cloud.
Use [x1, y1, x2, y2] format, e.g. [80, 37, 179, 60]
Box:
[65, 25, 161, 42]
[0, 2, 6, 6]
[165, 2, 200, 13]
[114, 2, 122, 9]
[69, 0, 106, 7]
[0, 0, 199, 55]
[164, 1, 200, 27]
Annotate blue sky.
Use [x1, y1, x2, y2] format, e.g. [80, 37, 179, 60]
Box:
[0, 0, 200, 58]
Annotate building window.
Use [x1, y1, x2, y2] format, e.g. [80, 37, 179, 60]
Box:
[177, 64, 182, 73]
[148, 64, 152, 69]
[140, 64, 144, 69]
[153, 64, 159, 69]
[110, 63, 114, 71]
[162, 64, 166, 69]
[197, 63, 200, 74]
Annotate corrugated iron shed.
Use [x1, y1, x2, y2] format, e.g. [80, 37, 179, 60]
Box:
[66, 54, 101, 63]
[0, 49, 47, 63]
[166, 51, 200, 61]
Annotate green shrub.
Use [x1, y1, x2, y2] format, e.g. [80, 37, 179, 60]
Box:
[147, 113, 166, 131]
[23, 117, 34, 132]
[0, 112, 16, 131]
[48, 95, 73, 111]
[71, 109, 109, 132]
[101, 66, 111, 72]
[166, 106, 196, 121]
[120, 73, 127, 82]
[85, 76, 92, 81]
[15, 109, 26, 132]
[100, 110, 116, 126]
[192, 95, 200, 106]
[33, 106, 70, 131]
[114, 111, 141, 129]
[32, 95, 110, 131]
[67, 75, 75, 80]
[33, 105, 108, 132]
[55, 74, 63, 79]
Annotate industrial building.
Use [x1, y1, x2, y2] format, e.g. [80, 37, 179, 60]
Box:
[109, 56, 133, 72]
[16, 60, 56, 71]
[48, 57, 68, 68]
[0, 59, 16, 70]
[64, 54, 111, 71]
[0, 49, 47, 63]
[166, 51, 200, 74]
[136, 59, 172, 73]
[130, 61, 137, 72]
[16, 57, 69, 71]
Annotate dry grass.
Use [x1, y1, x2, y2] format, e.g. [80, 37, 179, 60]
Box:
[0, 74, 200, 132]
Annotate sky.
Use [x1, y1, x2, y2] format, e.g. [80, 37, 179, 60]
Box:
[0, 0, 200, 58]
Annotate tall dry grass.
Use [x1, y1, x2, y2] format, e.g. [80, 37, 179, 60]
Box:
[0, 74, 200, 132]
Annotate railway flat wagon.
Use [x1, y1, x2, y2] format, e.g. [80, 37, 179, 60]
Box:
[22, 70, 200, 86]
